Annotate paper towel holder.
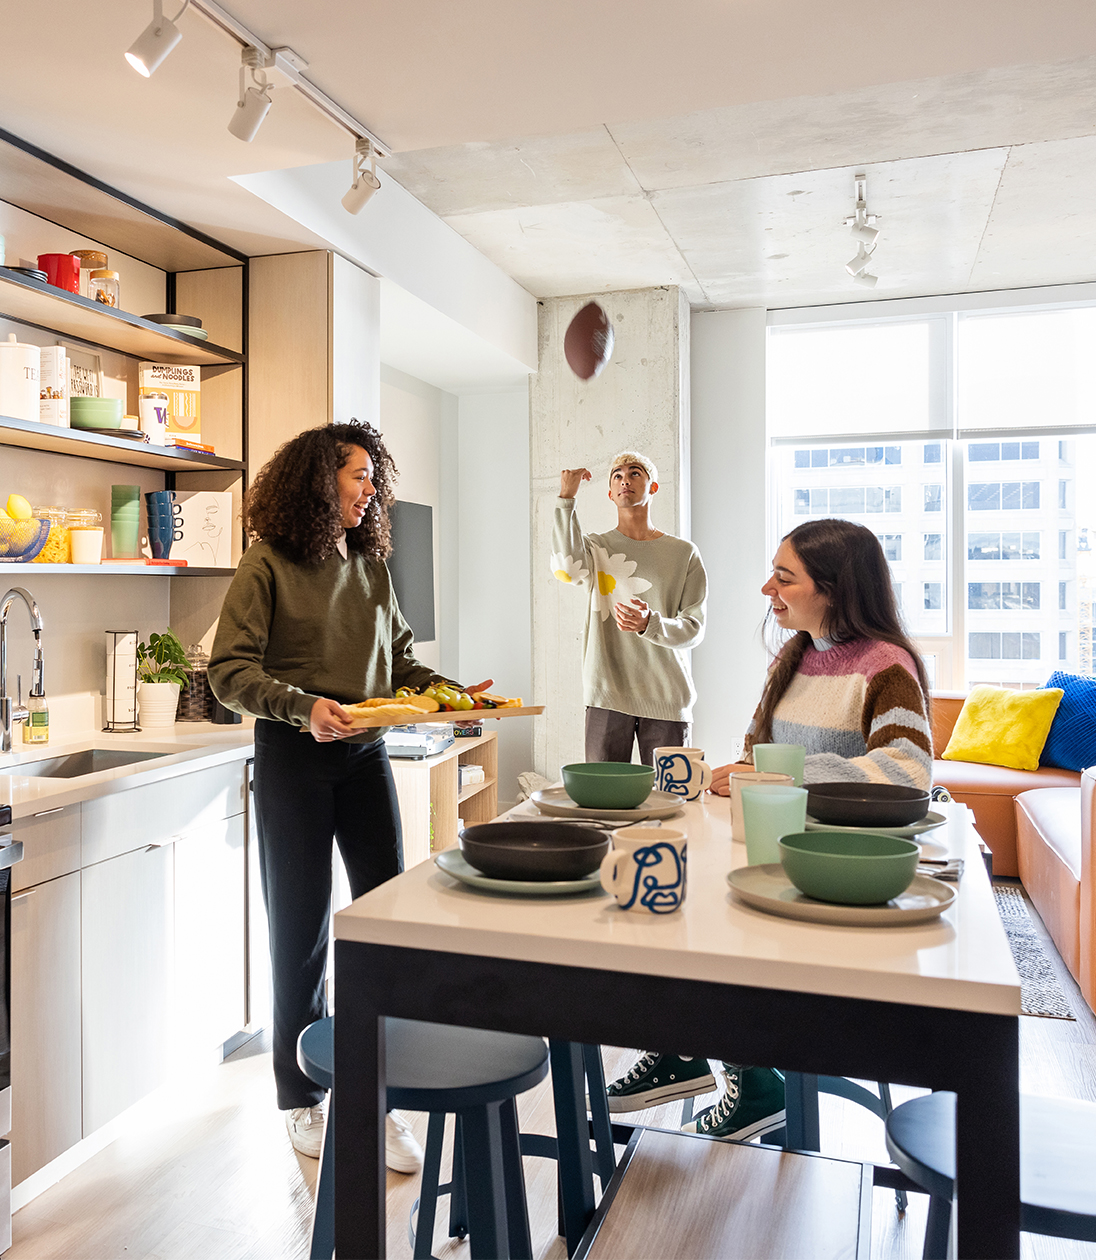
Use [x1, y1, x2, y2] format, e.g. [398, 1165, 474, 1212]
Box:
[104, 628, 141, 732]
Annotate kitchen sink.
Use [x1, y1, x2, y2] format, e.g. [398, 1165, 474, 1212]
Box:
[0, 749, 170, 778]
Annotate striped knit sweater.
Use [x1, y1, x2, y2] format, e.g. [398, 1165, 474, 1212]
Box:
[744, 637, 933, 789]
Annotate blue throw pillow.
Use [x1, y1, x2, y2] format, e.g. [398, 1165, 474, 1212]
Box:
[1040, 672, 1096, 772]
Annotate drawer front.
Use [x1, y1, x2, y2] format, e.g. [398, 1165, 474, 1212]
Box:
[10, 804, 81, 892]
[82, 760, 247, 867]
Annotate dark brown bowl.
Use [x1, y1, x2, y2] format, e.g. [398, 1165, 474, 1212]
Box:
[458, 821, 610, 881]
[806, 782, 931, 828]
[142, 312, 203, 328]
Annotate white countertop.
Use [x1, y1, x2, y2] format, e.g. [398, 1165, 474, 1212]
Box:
[0, 721, 255, 818]
[335, 796, 1021, 1017]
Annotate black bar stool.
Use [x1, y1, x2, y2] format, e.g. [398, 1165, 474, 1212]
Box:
[885, 1091, 1096, 1258]
[298, 1015, 548, 1260]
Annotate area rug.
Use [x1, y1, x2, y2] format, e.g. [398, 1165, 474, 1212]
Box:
[993, 885, 1076, 1020]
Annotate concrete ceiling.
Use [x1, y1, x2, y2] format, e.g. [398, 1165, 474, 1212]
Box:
[2, 1, 1096, 310]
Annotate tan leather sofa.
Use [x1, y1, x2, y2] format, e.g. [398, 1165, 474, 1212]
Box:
[931, 692, 1082, 878]
[1016, 768, 1096, 1014]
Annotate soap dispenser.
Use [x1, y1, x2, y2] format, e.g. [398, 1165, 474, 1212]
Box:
[22, 631, 48, 744]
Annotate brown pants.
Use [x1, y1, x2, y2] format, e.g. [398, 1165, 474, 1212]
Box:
[584, 706, 691, 767]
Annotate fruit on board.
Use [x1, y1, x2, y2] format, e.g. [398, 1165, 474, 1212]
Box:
[5, 494, 32, 521]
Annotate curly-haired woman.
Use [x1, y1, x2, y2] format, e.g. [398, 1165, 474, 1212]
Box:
[209, 421, 487, 1171]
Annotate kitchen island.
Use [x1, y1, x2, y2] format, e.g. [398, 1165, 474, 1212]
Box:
[334, 795, 1022, 1258]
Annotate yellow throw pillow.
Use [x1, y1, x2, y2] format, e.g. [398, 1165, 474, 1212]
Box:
[941, 684, 1064, 772]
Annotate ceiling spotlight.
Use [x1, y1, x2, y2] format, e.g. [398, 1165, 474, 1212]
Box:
[228, 46, 274, 142]
[845, 245, 873, 277]
[853, 272, 879, 288]
[849, 220, 880, 247]
[342, 138, 381, 214]
[125, 0, 189, 77]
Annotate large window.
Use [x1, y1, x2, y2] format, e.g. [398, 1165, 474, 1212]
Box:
[770, 304, 1096, 686]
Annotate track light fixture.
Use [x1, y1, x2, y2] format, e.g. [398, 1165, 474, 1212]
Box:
[228, 46, 273, 142]
[842, 173, 882, 287]
[126, 0, 190, 77]
[342, 138, 381, 214]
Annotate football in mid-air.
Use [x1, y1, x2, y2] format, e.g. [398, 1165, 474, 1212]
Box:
[564, 301, 615, 380]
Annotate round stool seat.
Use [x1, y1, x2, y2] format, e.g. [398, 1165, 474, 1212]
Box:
[885, 1091, 1096, 1240]
[297, 1016, 549, 1108]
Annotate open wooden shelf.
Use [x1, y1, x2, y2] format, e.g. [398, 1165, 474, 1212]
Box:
[458, 775, 498, 805]
[0, 415, 244, 472]
[0, 269, 244, 367]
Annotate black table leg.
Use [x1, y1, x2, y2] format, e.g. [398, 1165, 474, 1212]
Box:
[334, 942, 385, 1258]
[952, 1018, 1020, 1259]
[783, 1071, 820, 1151]
[549, 1040, 596, 1254]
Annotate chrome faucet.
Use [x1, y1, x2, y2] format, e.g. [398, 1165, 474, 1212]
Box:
[1, 587, 45, 753]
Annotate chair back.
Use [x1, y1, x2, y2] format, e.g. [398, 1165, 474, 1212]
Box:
[930, 691, 965, 757]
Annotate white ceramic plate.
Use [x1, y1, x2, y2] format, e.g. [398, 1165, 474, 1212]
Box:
[726, 864, 956, 927]
[803, 810, 947, 838]
[435, 848, 604, 896]
[530, 786, 686, 822]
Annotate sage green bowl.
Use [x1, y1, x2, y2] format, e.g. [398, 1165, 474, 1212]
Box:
[778, 830, 920, 905]
[561, 762, 655, 809]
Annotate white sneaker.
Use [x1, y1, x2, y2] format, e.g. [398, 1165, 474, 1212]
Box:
[385, 1110, 424, 1174]
[285, 1104, 326, 1159]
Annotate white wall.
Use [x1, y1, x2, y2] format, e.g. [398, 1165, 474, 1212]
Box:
[454, 387, 532, 808]
[331, 255, 381, 426]
[690, 308, 770, 767]
[379, 364, 455, 673]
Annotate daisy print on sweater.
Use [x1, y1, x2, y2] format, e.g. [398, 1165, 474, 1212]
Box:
[551, 550, 589, 586]
[591, 544, 652, 620]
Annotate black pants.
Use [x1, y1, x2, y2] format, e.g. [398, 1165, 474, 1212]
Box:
[253, 719, 403, 1109]
[584, 706, 691, 766]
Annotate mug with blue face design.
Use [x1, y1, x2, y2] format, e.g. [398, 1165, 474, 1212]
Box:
[654, 747, 711, 801]
[600, 826, 687, 913]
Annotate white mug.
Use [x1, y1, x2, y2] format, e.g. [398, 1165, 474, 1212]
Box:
[653, 746, 711, 801]
[138, 392, 170, 446]
[600, 826, 687, 914]
[729, 771, 794, 842]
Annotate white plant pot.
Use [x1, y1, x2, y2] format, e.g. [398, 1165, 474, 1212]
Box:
[137, 680, 181, 729]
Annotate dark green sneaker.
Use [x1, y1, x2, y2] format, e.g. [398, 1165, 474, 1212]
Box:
[603, 1052, 716, 1113]
[681, 1065, 786, 1141]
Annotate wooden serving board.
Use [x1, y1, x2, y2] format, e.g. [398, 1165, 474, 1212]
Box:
[348, 704, 544, 729]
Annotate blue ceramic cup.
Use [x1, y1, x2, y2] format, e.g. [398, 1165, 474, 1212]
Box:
[654, 746, 712, 801]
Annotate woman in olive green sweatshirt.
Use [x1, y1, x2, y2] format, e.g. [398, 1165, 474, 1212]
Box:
[209, 421, 483, 1172]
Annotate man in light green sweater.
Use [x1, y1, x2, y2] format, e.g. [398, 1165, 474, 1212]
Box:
[552, 450, 708, 765]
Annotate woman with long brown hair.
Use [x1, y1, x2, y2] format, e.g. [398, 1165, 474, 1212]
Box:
[209, 421, 487, 1172]
[601, 518, 933, 1139]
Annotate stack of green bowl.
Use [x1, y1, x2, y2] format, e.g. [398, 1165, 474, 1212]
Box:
[110, 484, 141, 559]
[70, 397, 124, 429]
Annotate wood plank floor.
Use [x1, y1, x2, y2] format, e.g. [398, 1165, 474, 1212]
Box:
[9, 880, 1095, 1259]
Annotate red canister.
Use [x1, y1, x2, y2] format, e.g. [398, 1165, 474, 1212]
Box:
[37, 253, 81, 293]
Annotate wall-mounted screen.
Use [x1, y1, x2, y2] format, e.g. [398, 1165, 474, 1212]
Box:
[387, 500, 435, 642]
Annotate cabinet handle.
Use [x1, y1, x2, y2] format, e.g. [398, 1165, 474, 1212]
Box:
[12, 890, 36, 904]
[33, 806, 64, 818]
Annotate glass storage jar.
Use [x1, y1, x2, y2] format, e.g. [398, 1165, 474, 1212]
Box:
[73, 250, 108, 298]
[176, 643, 215, 721]
[31, 506, 71, 564]
[88, 269, 120, 307]
[65, 509, 104, 565]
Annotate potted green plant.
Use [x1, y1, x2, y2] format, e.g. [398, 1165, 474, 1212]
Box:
[136, 629, 192, 729]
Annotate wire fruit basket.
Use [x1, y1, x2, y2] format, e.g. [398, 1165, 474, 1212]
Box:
[0, 518, 50, 562]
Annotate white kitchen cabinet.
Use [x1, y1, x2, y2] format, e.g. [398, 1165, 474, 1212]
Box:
[10, 871, 82, 1185]
[10, 803, 80, 894]
[81, 760, 246, 867]
[80, 841, 175, 1134]
[173, 813, 246, 1061]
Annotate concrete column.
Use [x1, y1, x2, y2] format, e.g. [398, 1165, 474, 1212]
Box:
[690, 309, 770, 766]
[530, 287, 690, 779]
